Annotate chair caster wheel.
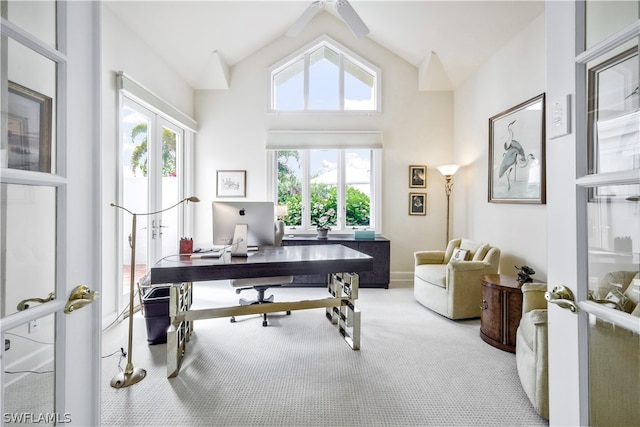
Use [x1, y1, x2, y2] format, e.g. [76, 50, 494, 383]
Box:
[230, 317, 236, 323]
[286, 311, 291, 315]
[262, 320, 268, 327]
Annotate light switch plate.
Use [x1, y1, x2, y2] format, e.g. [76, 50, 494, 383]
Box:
[550, 94, 571, 139]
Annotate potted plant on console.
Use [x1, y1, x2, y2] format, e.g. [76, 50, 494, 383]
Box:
[313, 205, 335, 240]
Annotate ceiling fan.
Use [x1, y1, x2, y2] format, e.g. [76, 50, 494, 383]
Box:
[286, 0, 370, 39]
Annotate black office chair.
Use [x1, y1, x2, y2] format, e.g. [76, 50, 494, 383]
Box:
[229, 220, 293, 326]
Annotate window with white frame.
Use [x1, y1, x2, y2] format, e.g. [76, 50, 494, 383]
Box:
[269, 36, 380, 112]
[268, 140, 382, 234]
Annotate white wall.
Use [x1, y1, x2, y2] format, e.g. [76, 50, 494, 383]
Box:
[101, 8, 547, 292]
[193, 13, 454, 286]
[452, 13, 548, 279]
[101, 6, 195, 317]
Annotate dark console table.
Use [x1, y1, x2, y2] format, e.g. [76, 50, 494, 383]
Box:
[282, 235, 390, 288]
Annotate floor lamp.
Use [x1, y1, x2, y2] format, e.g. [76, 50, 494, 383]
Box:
[436, 165, 460, 246]
[110, 196, 200, 388]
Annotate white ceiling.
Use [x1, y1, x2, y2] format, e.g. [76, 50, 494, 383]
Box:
[105, 0, 545, 91]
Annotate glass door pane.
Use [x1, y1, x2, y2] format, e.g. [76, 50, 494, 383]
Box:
[588, 317, 640, 426]
[586, 185, 640, 425]
[3, 39, 57, 174]
[587, 183, 640, 301]
[122, 105, 150, 293]
[586, 1, 639, 50]
[587, 46, 639, 176]
[1, 184, 56, 318]
[3, 313, 56, 423]
[158, 122, 181, 260]
[5, 1, 57, 48]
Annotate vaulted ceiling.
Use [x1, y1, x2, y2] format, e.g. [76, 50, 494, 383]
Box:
[105, 1, 544, 91]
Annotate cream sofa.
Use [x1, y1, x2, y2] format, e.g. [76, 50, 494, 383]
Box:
[515, 283, 549, 419]
[413, 238, 500, 319]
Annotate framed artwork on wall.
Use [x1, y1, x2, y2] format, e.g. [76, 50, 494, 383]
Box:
[5, 81, 52, 172]
[409, 165, 427, 188]
[488, 93, 546, 204]
[216, 170, 246, 197]
[409, 192, 426, 215]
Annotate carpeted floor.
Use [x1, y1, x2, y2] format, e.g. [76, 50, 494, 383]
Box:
[101, 284, 548, 426]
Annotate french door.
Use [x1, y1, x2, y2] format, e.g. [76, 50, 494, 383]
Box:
[1, 1, 101, 424]
[120, 97, 184, 297]
[546, 2, 639, 425]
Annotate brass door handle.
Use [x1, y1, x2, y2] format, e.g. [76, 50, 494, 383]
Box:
[17, 292, 55, 311]
[545, 285, 579, 313]
[64, 285, 99, 313]
[480, 299, 488, 310]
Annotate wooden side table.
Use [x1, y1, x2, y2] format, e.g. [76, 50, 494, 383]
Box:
[479, 274, 523, 353]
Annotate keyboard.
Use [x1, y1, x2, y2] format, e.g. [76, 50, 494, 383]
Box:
[190, 249, 224, 259]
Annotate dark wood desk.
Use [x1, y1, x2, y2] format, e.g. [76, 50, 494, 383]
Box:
[150, 245, 373, 377]
[151, 244, 373, 284]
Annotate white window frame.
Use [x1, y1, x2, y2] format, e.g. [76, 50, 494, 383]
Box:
[267, 35, 381, 113]
[267, 148, 382, 235]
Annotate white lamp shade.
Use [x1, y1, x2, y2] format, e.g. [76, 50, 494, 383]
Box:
[437, 164, 461, 177]
[276, 205, 288, 217]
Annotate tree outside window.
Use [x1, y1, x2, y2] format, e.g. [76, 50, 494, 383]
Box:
[130, 123, 177, 177]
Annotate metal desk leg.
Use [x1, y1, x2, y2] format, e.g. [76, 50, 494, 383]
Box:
[326, 273, 339, 324]
[167, 282, 193, 378]
[328, 272, 360, 350]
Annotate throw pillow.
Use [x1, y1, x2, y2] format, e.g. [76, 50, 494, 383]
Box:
[604, 288, 634, 313]
[459, 239, 483, 257]
[472, 244, 490, 261]
[623, 278, 640, 305]
[450, 248, 469, 262]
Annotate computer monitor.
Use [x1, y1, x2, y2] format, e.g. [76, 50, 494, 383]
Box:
[212, 201, 275, 255]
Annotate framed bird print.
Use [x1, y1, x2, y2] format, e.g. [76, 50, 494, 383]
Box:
[488, 93, 546, 204]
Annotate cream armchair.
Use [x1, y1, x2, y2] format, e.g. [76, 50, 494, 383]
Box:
[413, 238, 500, 319]
[515, 283, 548, 420]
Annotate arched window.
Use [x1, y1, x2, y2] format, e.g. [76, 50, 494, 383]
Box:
[269, 36, 380, 112]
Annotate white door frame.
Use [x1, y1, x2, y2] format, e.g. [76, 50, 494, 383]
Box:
[61, 1, 102, 424]
[546, 2, 640, 425]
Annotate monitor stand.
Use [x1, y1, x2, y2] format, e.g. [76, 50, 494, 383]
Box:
[231, 224, 248, 257]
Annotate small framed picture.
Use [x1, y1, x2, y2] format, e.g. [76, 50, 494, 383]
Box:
[409, 165, 427, 188]
[216, 170, 246, 197]
[409, 192, 426, 215]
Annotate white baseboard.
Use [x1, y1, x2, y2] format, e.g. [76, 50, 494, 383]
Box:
[389, 271, 414, 288]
